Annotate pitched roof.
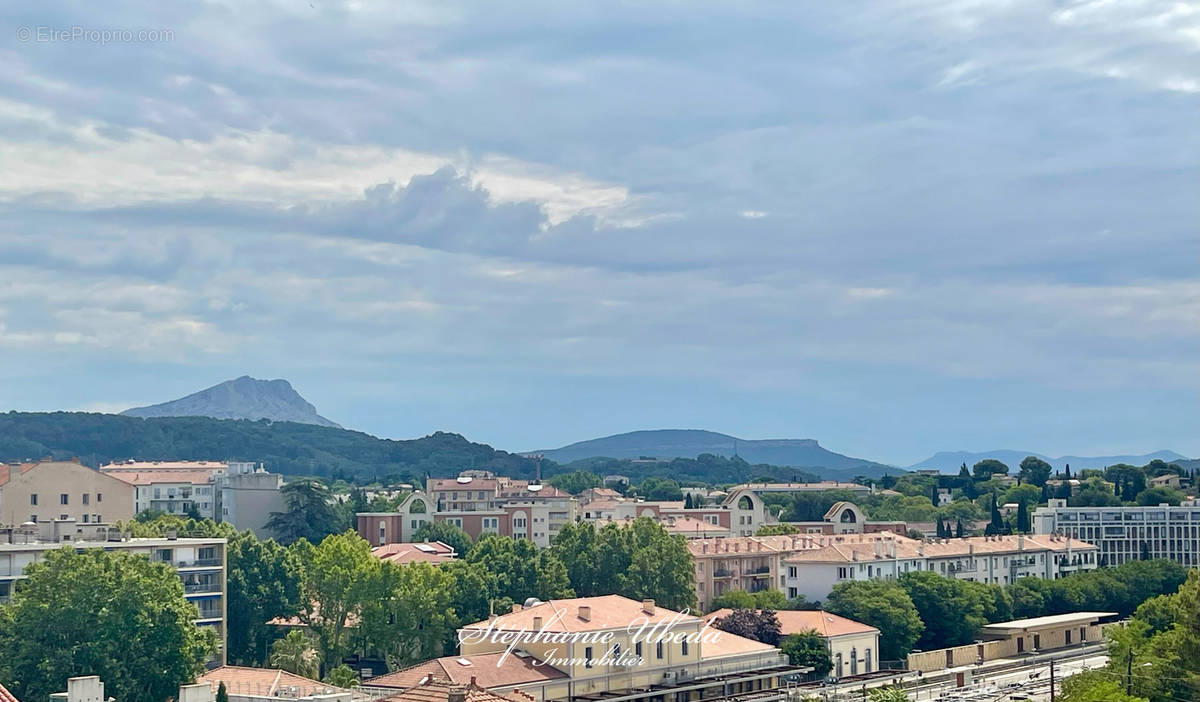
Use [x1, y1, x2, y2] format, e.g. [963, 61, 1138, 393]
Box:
[781, 533, 1096, 565]
[461, 595, 698, 633]
[0, 682, 19, 702]
[100, 460, 228, 471]
[699, 630, 776, 659]
[197, 666, 335, 698]
[0, 461, 68, 487]
[381, 677, 517, 702]
[365, 653, 566, 690]
[704, 609, 878, 638]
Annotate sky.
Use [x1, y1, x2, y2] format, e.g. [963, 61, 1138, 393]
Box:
[0, 1, 1197, 466]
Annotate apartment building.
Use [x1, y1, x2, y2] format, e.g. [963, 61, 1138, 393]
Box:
[426, 474, 578, 548]
[0, 460, 135, 527]
[783, 532, 1098, 601]
[689, 531, 906, 610]
[216, 463, 285, 538]
[366, 594, 802, 702]
[0, 520, 227, 664]
[358, 491, 434, 546]
[1033, 498, 1200, 567]
[101, 461, 228, 519]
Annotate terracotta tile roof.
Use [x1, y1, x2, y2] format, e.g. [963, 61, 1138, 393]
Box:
[197, 666, 335, 697]
[381, 677, 516, 702]
[102, 469, 218, 486]
[699, 630, 776, 659]
[704, 609, 878, 638]
[0, 465, 8, 488]
[662, 517, 728, 534]
[0, 682, 19, 702]
[782, 533, 1096, 565]
[372, 542, 457, 565]
[461, 595, 698, 633]
[365, 653, 566, 690]
[580, 499, 620, 511]
[0, 461, 78, 486]
[100, 461, 228, 471]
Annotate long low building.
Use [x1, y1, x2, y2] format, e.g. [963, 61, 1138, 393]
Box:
[371, 594, 813, 701]
[703, 609, 880, 680]
[783, 532, 1098, 601]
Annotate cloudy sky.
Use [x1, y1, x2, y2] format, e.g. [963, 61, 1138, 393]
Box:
[1, 1, 1197, 465]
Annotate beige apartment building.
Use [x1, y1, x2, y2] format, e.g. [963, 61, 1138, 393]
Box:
[0, 460, 134, 527]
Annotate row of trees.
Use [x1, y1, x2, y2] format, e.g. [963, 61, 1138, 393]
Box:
[820, 559, 1187, 661]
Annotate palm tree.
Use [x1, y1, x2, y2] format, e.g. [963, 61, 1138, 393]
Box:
[270, 629, 320, 679]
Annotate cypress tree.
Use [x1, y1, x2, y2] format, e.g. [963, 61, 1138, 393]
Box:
[955, 519, 965, 538]
[1017, 500, 1030, 533]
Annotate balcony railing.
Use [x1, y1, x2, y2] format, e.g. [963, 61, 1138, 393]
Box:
[184, 582, 221, 594]
[713, 569, 733, 578]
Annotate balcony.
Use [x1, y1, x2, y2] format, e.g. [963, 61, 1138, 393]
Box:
[184, 582, 221, 594]
[713, 569, 734, 579]
[749, 566, 771, 577]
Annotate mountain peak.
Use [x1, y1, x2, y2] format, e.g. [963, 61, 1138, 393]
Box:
[122, 376, 340, 428]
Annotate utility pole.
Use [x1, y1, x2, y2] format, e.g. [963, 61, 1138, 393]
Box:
[1049, 658, 1056, 702]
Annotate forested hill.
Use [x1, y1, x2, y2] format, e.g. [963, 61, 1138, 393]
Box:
[0, 412, 536, 482]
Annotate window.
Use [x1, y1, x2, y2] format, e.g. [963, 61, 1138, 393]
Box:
[30, 515, 37, 523]
[60, 494, 69, 505]
[681, 640, 689, 656]
[30, 494, 38, 506]
[585, 646, 593, 668]
[656, 642, 663, 659]
[635, 642, 643, 659]
[83, 494, 90, 505]
[97, 493, 102, 502]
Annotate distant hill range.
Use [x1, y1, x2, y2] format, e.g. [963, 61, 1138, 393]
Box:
[0, 412, 536, 481]
[534, 429, 897, 480]
[907, 449, 1194, 473]
[122, 376, 341, 428]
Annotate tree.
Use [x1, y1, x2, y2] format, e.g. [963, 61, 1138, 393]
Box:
[973, 459, 1009, 481]
[1059, 677, 1148, 702]
[756, 523, 799, 536]
[986, 495, 1005, 535]
[1135, 486, 1185, 506]
[324, 664, 360, 688]
[684, 493, 694, 509]
[362, 562, 457, 668]
[1071, 477, 1121, 507]
[900, 571, 995, 650]
[0, 548, 217, 702]
[635, 477, 684, 501]
[546, 470, 602, 495]
[270, 630, 320, 679]
[412, 521, 473, 556]
[1017, 500, 1030, 533]
[267, 480, 347, 545]
[955, 519, 965, 538]
[216, 682, 229, 702]
[824, 580, 923, 660]
[294, 532, 382, 672]
[227, 531, 301, 664]
[711, 609, 782, 646]
[867, 687, 910, 702]
[957, 463, 970, 479]
[780, 631, 832, 678]
[1018, 456, 1053, 487]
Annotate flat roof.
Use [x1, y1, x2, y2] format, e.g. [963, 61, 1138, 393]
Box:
[0, 537, 225, 552]
[981, 612, 1117, 631]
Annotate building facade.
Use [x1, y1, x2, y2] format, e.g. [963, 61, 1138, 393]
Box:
[216, 463, 285, 538]
[0, 460, 135, 527]
[704, 609, 880, 679]
[100, 462, 227, 520]
[783, 532, 1098, 601]
[1033, 498, 1200, 567]
[0, 521, 227, 664]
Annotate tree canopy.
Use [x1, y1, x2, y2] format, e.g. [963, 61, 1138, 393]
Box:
[824, 580, 923, 660]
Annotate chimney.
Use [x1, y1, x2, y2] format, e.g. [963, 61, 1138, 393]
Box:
[512, 603, 522, 614]
[702, 542, 708, 553]
[532, 616, 543, 630]
[642, 598, 655, 614]
[448, 686, 467, 702]
[578, 605, 591, 622]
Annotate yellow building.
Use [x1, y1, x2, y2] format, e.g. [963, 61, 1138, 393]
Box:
[0, 460, 135, 527]
[378, 594, 803, 701]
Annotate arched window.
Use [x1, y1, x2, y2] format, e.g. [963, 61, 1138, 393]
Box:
[835, 653, 843, 679]
[865, 648, 872, 673]
[840, 509, 857, 523]
[378, 520, 387, 545]
[850, 648, 858, 675]
[409, 499, 427, 514]
[738, 495, 753, 510]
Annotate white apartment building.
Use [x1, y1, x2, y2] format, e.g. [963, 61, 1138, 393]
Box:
[783, 533, 1098, 601]
[216, 463, 285, 538]
[0, 520, 227, 664]
[1033, 498, 1200, 567]
[100, 461, 229, 519]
